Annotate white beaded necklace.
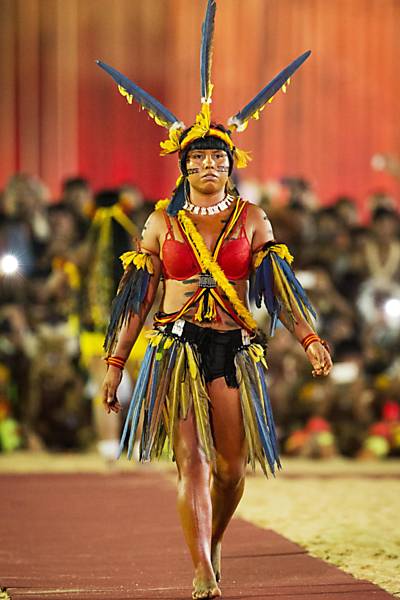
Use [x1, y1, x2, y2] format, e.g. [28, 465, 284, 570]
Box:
[183, 194, 235, 216]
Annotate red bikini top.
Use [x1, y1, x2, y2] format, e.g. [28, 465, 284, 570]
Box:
[161, 201, 251, 281]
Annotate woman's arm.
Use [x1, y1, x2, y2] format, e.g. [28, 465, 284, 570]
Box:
[249, 204, 332, 377]
[102, 210, 163, 412]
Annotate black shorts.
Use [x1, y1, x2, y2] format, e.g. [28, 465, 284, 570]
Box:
[163, 320, 250, 388]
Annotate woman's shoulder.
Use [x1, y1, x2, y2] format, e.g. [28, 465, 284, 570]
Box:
[240, 199, 271, 225]
[143, 203, 169, 227]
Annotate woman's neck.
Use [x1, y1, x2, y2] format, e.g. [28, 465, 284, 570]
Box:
[189, 187, 226, 207]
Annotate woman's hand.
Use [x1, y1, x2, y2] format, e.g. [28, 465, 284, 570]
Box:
[102, 366, 123, 414]
[306, 342, 333, 377]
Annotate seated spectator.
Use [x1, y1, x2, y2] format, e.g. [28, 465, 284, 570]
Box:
[61, 176, 93, 240]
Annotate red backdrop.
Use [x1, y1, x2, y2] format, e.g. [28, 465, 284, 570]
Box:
[1, 0, 399, 212]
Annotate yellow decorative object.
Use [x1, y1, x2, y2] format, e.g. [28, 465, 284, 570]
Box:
[234, 147, 252, 169]
[178, 209, 257, 332]
[117, 85, 172, 129]
[150, 332, 163, 347]
[146, 329, 160, 340]
[194, 293, 217, 322]
[253, 243, 294, 269]
[120, 251, 154, 274]
[185, 343, 199, 380]
[93, 204, 138, 239]
[159, 102, 250, 170]
[159, 126, 182, 155]
[155, 198, 170, 211]
[282, 77, 291, 94]
[118, 85, 133, 104]
[163, 337, 174, 350]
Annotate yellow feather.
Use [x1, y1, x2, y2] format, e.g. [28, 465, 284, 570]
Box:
[270, 257, 295, 319]
[253, 244, 294, 270]
[150, 333, 163, 347]
[189, 368, 214, 462]
[185, 343, 199, 380]
[234, 147, 252, 169]
[180, 376, 190, 419]
[236, 353, 269, 476]
[119, 251, 154, 274]
[118, 85, 133, 104]
[166, 344, 186, 446]
[195, 295, 206, 322]
[164, 336, 174, 350]
[155, 198, 170, 211]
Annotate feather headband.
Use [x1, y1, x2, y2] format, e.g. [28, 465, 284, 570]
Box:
[96, 0, 311, 169]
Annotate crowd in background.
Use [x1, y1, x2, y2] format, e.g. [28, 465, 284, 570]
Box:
[1, 172, 399, 461]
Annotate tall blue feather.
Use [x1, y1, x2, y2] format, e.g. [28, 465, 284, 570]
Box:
[142, 343, 178, 460]
[254, 257, 280, 335]
[200, 0, 217, 101]
[256, 361, 281, 467]
[141, 355, 163, 460]
[229, 50, 311, 128]
[275, 255, 317, 319]
[118, 344, 156, 458]
[167, 178, 186, 216]
[125, 345, 156, 458]
[96, 60, 180, 129]
[104, 268, 151, 354]
[242, 353, 277, 472]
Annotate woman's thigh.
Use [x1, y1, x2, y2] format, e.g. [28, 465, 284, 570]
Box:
[173, 408, 210, 477]
[207, 377, 247, 467]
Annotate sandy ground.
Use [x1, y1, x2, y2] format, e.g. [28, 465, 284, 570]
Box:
[1, 452, 399, 596]
[238, 467, 400, 596]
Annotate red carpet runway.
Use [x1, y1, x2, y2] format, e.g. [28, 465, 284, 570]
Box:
[0, 472, 394, 599]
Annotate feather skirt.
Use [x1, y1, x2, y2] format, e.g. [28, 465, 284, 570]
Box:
[119, 329, 281, 476]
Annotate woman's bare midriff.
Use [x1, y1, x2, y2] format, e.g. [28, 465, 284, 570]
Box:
[159, 277, 250, 331]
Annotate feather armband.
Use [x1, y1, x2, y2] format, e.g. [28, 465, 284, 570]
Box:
[252, 242, 316, 335]
[104, 251, 154, 354]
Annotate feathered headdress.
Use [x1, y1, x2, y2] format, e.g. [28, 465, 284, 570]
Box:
[97, 0, 311, 211]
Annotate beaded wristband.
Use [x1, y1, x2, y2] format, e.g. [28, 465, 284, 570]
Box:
[105, 355, 126, 370]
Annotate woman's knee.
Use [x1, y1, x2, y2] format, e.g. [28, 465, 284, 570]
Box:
[213, 459, 246, 491]
[174, 436, 210, 481]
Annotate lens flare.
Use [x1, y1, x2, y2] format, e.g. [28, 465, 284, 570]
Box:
[0, 254, 20, 275]
[384, 298, 400, 320]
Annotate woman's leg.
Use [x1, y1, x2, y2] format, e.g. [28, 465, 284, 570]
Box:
[207, 377, 247, 582]
[174, 409, 221, 599]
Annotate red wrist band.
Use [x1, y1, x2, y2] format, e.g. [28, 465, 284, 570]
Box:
[301, 333, 321, 352]
[105, 355, 126, 370]
[301, 334, 331, 354]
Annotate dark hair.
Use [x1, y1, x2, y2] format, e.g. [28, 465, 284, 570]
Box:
[179, 124, 234, 176]
[372, 207, 398, 223]
[62, 177, 90, 192]
[94, 189, 120, 208]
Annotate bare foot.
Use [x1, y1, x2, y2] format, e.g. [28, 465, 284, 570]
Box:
[192, 565, 221, 599]
[211, 541, 222, 583]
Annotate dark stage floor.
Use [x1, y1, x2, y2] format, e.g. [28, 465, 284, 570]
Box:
[0, 471, 395, 599]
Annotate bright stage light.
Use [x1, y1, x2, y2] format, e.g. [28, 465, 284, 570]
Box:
[0, 254, 20, 275]
[384, 298, 400, 320]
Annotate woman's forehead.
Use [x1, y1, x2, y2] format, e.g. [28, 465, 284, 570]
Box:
[187, 148, 227, 154]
